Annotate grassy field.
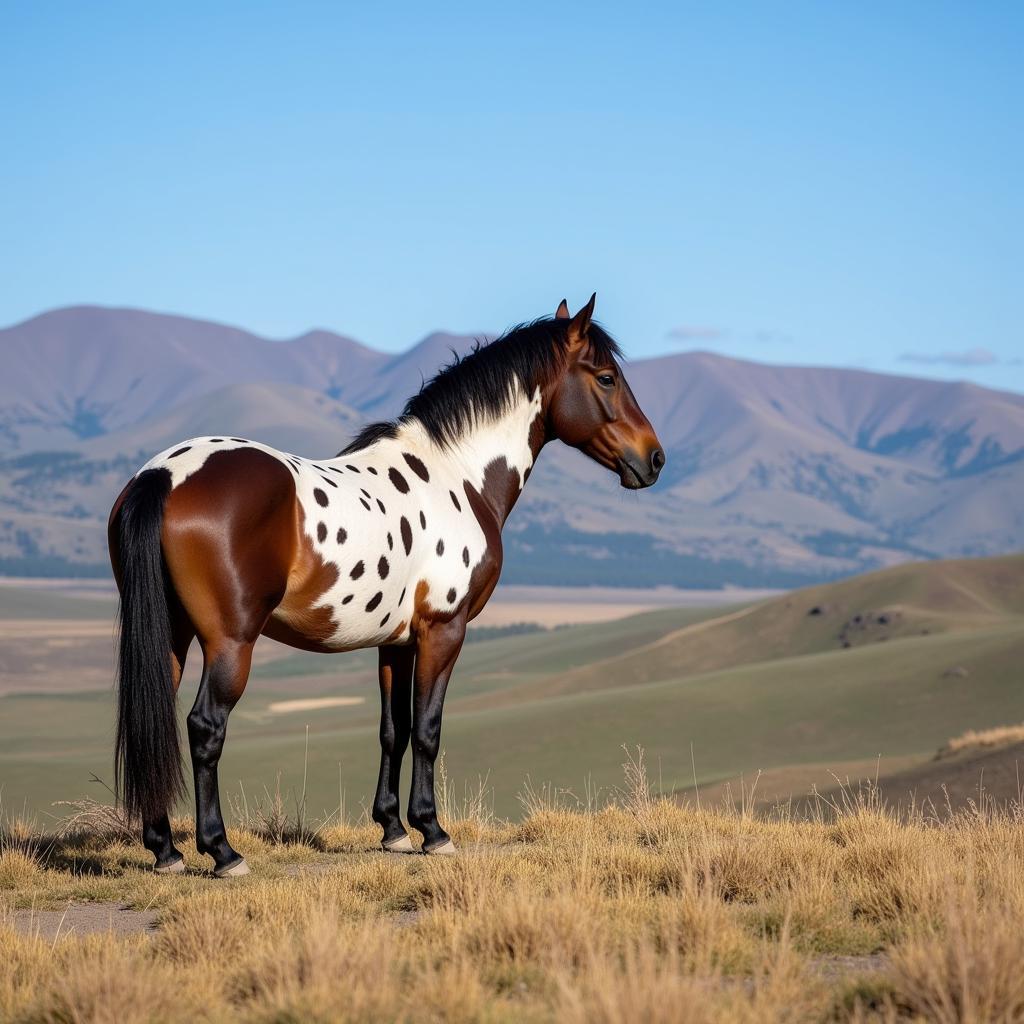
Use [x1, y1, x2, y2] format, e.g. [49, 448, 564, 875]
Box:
[3, 769, 1024, 1022]
[0, 554, 1022, 821]
[2, 557, 1024, 1021]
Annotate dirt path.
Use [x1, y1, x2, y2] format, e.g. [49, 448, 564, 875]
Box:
[7, 902, 159, 940]
[640, 601, 760, 652]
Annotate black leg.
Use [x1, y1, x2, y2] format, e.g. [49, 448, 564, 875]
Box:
[187, 642, 252, 876]
[373, 644, 415, 850]
[408, 615, 466, 853]
[144, 813, 184, 872]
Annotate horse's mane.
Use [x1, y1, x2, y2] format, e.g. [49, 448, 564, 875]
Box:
[341, 317, 622, 453]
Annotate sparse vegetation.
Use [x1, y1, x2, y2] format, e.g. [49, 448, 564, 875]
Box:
[937, 722, 1024, 759]
[464, 621, 547, 644]
[2, 760, 1024, 1023]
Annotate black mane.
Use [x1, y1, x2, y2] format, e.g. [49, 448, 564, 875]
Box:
[340, 317, 622, 453]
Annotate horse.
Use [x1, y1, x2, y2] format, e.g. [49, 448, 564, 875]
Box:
[108, 294, 665, 877]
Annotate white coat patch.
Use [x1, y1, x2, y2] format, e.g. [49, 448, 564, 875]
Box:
[138, 385, 542, 650]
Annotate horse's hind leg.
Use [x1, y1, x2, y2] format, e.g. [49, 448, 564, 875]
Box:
[147, 601, 194, 873]
[187, 638, 254, 877]
[373, 644, 415, 852]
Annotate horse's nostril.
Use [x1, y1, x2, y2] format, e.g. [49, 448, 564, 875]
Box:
[651, 448, 665, 472]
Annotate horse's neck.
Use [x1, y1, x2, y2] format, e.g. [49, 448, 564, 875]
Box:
[401, 385, 545, 526]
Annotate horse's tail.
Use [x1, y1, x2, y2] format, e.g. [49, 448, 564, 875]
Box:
[112, 468, 184, 823]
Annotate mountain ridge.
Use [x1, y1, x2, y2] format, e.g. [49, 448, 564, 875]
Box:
[2, 305, 1022, 585]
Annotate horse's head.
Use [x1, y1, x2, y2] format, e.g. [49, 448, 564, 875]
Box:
[547, 294, 665, 489]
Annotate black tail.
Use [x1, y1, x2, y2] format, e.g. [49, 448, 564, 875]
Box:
[114, 468, 184, 823]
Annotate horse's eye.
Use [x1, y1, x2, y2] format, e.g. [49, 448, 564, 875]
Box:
[596, 373, 616, 389]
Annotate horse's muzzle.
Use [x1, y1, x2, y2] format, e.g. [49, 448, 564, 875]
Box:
[618, 447, 665, 489]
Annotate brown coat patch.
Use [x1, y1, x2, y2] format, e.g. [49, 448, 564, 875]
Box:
[161, 448, 296, 649]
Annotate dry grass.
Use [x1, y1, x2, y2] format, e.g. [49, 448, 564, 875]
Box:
[938, 722, 1024, 759]
[2, 769, 1024, 1023]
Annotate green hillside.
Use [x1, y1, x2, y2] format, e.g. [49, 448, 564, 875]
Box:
[0, 554, 1021, 820]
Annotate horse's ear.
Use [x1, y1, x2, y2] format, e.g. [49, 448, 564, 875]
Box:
[555, 298, 570, 320]
[567, 292, 597, 352]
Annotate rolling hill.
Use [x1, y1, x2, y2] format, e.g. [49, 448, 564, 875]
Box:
[0, 554, 1020, 818]
[2, 305, 1023, 584]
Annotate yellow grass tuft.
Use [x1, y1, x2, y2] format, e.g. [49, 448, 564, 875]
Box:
[937, 722, 1024, 759]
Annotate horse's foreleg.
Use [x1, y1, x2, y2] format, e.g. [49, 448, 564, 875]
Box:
[408, 615, 466, 854]
[373, 643, 415, 851]
[187, 639, 253, 877]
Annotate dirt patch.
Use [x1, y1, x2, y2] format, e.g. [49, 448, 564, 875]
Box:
[7, 902, 159, 940]
[808, 953, 887, 981]
[474, 584, 776, 627]
[268, 696, 365, 714]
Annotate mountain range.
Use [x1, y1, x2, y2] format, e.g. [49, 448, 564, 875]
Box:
[1, 305, 1022, 585]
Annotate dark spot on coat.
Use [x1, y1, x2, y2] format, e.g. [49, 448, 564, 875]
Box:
[360, 498, 371, 511]
[360, 488, 370, 499]
[345, 464, 360, 473]
[403, 452, 430, 482]
[380, 613, 390, 627]
[387, 532, 393, 550]
[366, 467, 378, 475]
[366, 592, 383, 612]
[377, 499, 386, 514]
[337, 527, 347, 545]
[350, 561, 365, 580]
[450, 490, 461, 511]
[400, 517, 413, 555]
[317, 522, 327, 543]
[328, 466, 344, 474]
[419, 511, 427, 530]
[388, 467, 410, 493]
[378, 555, 389, 579]
[230, 438, 248, 443]
[342, 594, 353, 604]
[209, 438, 223, 443]
[447, 588, 457, 603]
[321, 475, 338, 488]
[168, 446, 191, 458]
[462, 546, 470, 566]
[436, 539, 445, 556]
[314, 488, 329, 507]
[399, 587, 406, 604]
[313, 464, 325, 471]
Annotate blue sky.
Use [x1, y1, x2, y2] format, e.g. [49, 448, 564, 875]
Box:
[2, 3, 1021, 389]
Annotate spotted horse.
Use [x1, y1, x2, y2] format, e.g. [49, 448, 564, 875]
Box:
[108, 295, 665, 876]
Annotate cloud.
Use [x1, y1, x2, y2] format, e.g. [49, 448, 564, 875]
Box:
[666, 325, 728, 342]
[898, 348, 999, 367]
[753, 329, 794, 346]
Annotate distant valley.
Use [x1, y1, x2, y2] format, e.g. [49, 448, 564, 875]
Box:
[1, 305, 1022, 585]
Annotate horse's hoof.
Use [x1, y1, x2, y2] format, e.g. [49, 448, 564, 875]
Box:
[214, 857, 250, 878]
[154, 856, 185, 875]
[424, 838, 457, 856]
[382, 834, 415, 854]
